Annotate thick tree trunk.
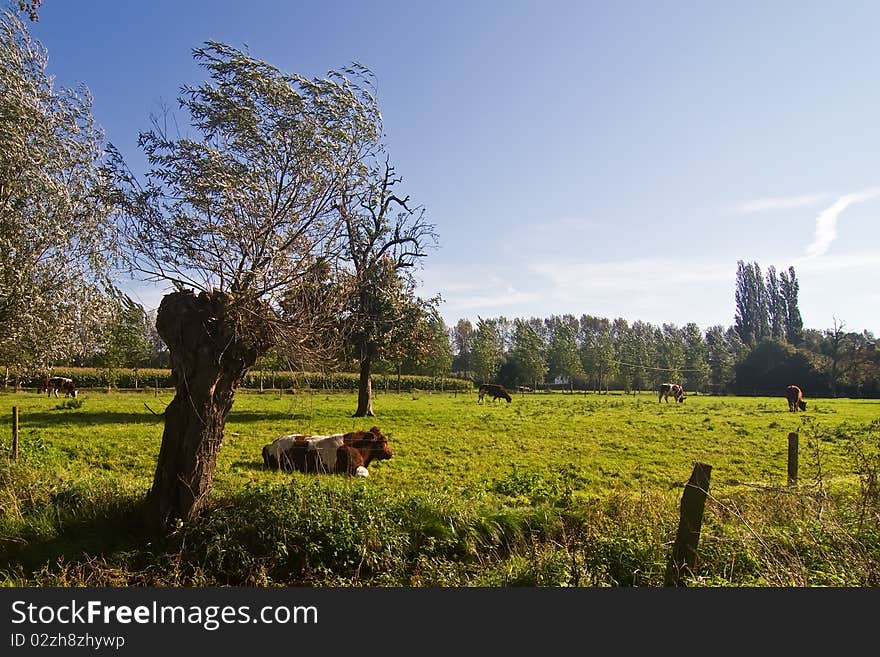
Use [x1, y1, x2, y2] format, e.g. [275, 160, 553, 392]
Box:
[145, 290, 268, 533]
[354, 353, 374, 417]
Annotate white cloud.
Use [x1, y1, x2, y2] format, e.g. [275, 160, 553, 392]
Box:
[415, 265, 541, 317]
[805, 188, 880, 258]
[527, 258, 732, 294]
[732, 194, 829, 214]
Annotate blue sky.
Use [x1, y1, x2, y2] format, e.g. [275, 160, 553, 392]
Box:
[26, 0, 880, 335]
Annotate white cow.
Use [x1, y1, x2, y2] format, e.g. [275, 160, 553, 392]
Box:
[298, 434, 346, 472]
[261, 434, 307, 470]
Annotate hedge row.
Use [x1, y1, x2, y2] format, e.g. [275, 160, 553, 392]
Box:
[10, 367, 473, 393]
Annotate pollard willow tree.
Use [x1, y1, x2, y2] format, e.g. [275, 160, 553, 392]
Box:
[0, 10, 114, 377]
[339, 155, 438, 416]
[108, 42, 382, 532]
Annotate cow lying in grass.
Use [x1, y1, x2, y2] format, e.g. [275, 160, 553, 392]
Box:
[478, 383, 512, 403]
[262, 427, 393, 477]
[38, 376, 78, 398]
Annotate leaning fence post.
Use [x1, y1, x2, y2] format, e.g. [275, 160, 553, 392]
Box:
[12, 406, 19, 459]
[788, 432, 798, 486]
[664, 461, 712, 586]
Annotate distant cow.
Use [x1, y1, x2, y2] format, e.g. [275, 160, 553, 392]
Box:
[478, 383, 512, 403]
[786, 385, 807, 412]
[262, 427, 393, 476]
[38, 376, 78, 399]
[658, 383, 685, 403]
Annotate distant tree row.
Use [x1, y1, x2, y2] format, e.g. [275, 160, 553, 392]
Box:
[448, 267, 879, 398]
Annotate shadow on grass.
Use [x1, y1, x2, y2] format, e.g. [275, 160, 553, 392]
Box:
[12, 411, 166, 429]
[14, 410, 319, 430]
[1, 501, 159, 582]
[227, 410, 313, 423]
[229, 459, 272, 473]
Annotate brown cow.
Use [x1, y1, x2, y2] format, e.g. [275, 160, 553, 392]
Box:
[658, 383, 685, 403]
[786, 385, 807, 412]
[478, 383, 512, 403]
[262, 427, 393, 476]
[38, 376, 78, 398]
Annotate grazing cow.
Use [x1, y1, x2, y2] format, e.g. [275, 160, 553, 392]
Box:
[658, 382, 686, 403]
[478, 383, 512, 403]
[262, 427, 393, 477]
[786, 385, 807, 412]
[38, 376, 78, 399]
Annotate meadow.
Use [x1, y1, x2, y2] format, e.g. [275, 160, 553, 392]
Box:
[2, 388, 879, 586]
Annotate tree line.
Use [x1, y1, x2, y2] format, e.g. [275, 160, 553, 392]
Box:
[447, 261, 879, 398]
[29, 260, 877, 399]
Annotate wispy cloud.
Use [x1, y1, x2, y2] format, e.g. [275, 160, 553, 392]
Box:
[527, 258, 732, 294]
[793, 250, 880, 272]
[732, 194, 829, 214]
[805, 188, 880, 258]
[415, 266, 541, 315]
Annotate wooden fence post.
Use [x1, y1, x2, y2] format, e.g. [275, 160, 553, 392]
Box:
[12, 406, 19, 459]
[664, 461, 712, 586]
[788, 432, 798, 486]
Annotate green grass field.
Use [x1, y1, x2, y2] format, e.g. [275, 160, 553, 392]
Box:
[2, 388, 879, 586]
[2, 388, 876, 497]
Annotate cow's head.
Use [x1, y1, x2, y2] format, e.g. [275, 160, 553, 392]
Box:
[360, 427, 393, 461]
[798, 400, 807, 411]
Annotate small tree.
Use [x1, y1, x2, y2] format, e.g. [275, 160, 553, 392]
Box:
[547, 317, 582, 392]
[682, 322, 709, 393]
[510, 318, 547, 389]
[339, 152, 438, 416]
[579, 315, 616, 393]
[704, 325, 736, 394]
[471, 317, 503, 384]
[451, 318, 474, 376]
[101, 293, 154, 387]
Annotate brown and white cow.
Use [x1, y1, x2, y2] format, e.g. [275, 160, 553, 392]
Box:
[261, 434, 311, 471]
[786, 385, 807, 412]
[262, 427, 393, 476]
[478, 383, 512, 403]
[38, 376, 78, 398]
[658, 382, 686, 403]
